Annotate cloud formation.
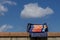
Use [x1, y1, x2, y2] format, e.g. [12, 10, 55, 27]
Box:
[0, 0, 16, 16]
[2, 1, 17, 5]
[0, 24, 13, 32]
[21, 3, 54, 18]
[0, 4, 8, 16]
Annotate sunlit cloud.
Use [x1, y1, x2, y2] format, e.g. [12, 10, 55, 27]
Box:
[21, 3, 54, 18]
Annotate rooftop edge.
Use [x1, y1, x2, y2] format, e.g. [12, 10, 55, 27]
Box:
[0, 32, 59, 37]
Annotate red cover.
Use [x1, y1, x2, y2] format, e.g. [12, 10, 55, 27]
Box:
[32, 25, 43, 32]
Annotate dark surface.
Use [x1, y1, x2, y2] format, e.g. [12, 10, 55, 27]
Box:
[30, 37, 47, 40]
[30, 32, 47, 37]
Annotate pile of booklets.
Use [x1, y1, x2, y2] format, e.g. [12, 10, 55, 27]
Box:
[27, 23, 48, 37]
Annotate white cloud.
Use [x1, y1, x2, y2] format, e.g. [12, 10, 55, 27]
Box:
[0, 24, 13, 32]
[0, 4, 8, 16]
[21, 3, 54, 18]
[0, 0, 16, 16]
[2, 1, 17, 5]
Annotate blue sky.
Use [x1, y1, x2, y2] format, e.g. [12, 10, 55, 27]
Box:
[0, 0, 60, 32]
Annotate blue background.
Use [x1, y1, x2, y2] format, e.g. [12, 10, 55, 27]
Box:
[0, 0, 60, 32]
